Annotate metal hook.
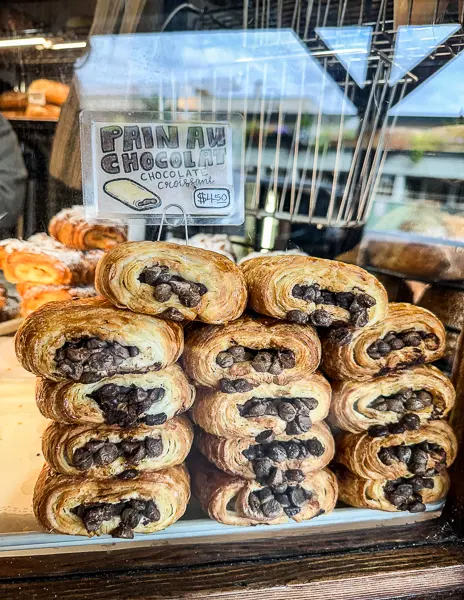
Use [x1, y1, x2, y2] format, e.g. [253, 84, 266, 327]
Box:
[156, 204, 189, 245]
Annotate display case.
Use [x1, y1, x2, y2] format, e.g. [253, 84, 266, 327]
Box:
[1, 1, 464, 598]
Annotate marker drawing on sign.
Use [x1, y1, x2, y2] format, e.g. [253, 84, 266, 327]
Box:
[103, 179, 161, 211]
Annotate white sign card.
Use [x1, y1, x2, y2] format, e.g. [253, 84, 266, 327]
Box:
[80, 111, 245, 225]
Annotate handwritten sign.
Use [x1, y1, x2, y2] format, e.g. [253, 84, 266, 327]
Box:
[80, 111, 244, 225]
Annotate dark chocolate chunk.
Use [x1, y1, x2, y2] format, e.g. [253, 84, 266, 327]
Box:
[143, 413, 167, 426]
[112, 524, 134, 539]
[368, 425, 389, 437]
[255, 430, 275, 444]
[310, 309, 332, 327]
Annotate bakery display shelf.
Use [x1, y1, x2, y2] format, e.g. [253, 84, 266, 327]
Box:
[365, 265, 464, 290]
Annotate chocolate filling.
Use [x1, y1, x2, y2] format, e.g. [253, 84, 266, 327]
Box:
[367, 329, 440, 360]
[377, 440, 447, 476]
[368, 388, 442, 419]
[239, 396, 318, 435]
[384, 475, 435, 512]
[248, 483, 313, 518]
[243, 432, 324, 488]
[368, 413, 421, 437]
[216, 346, 296, 375]
[55, 337, 140, 383]
[89, 383, 167, 428]
[139, 265, 208, 309]
[287, 285, 376, 328]
[72, 498, 160, 539]
[72, 436, 163, 470]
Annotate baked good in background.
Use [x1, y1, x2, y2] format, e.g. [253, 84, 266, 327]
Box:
[15, 297, 183, 382]
[33, 463, 190, 538]
[195, 422, 335, 481]
[18, 284, 96, 317]
[49, 206, 127, 251]
[190, 374, 331, 438]
[329, 365, 455, 434]
[42, 415, 193, 478]
[96, 241, 247, 324]
[321, 303, 446, 381]
[336, 420, 457, 481]
[241, 254, 388, 328]
[168, 233, 236, 262]
[25, 104, 61, 120]
[183, 316, 321, 391]
[28, 79, 70, 106]
[191, 453, 337, 525]
[336, 464, 449, 513]
[0, 235, 102, 285]
[36, 364, 194, 426]
[0, 91, 27, 111]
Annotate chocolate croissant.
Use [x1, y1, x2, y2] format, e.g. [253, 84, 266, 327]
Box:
[241, 254, 388, 328]
[322, 303, 446, 381]
[95, 241, 247, 324]
[42, 415, 193, 478]
[191, 454, 337, 525]
[196, 421, 335, 481]
[34, 464, 190, 538]
[15, 297, 183, 383]
[190, 373, 331, 438]
[336, 464, 449, 513]
[337, 420, 457, 480]
[49, 206, 127, 250]
[1, 234, 102, 286]
[36, 364, 194, 426]
[330, 365, 455, 433]
[183, 316, 321, 392]
[19, 284, 96, 317]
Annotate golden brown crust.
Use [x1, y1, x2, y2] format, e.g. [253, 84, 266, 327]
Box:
[15, 297, 184, 382]
[419, 286, 464, 330]
[33, 464, 190, 536]
[183, 316, 321, 389]
[196, 422, 335, 479]
[337, 421, 458, 480]
[191, 454, 337, 525]
[329, 365, 455, 433]
[49, 206, 127, 251]
[42, 415, 193, 477]
[28, 79, 70, 106]
[19, 285, 96, 317]
[336, 465, 449, 512]
[321, 303, 446, 381]
[95, 241, 247, 324]
[36, 363, 194, 424]
[190, 372, 331, 438]
[241, 254, 388, 326]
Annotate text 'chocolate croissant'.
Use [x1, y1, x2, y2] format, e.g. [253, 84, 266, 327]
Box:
[42, 415, 193, 478]
[329, 365, 455, 433]
[241, 254, 388, 328]
[183, 315, 321, 392]
[49, 205, 127, 251]
[15, 297, 183, 382]
[33, 464, 190, 538]
[322, 303, 446, 381]
[190, 373, 331, 438]
[336, 464, 449, 513]
[191, 454, 337, 526]
[337, 420, 457, 480]
[95, 241, 247, 324]
[36, 364, 194, 427]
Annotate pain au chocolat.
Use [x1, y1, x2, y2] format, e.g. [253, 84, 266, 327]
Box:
[329, 365, 455, 434]
[33, 464, 190, 538]
[195, 422, 335, 481]
[183, 315, 321, 392]
[337, 420, 457, 481]
[36, 364, 194, 427]
[322, 303, 446, 381]
[191, 453, 337, 526]
[190, 373, 331, 438]
[42, 415, 193, 478]
[336, 464, 449, 513]
[15, 297, 183, 383]
[240, 254, 388, 328]
[95, 241, 247, 324]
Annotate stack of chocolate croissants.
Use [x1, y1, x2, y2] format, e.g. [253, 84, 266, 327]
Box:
[14, 242, 458, 538]
[0, 206, 127, 317]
